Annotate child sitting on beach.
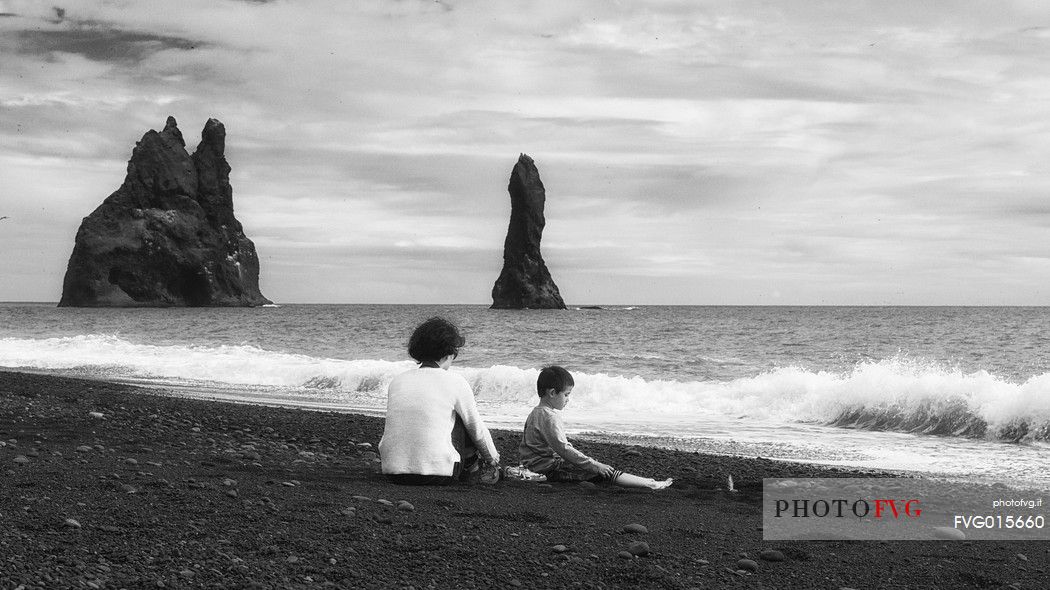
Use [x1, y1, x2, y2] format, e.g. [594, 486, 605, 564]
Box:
[518, 366, 673, 490]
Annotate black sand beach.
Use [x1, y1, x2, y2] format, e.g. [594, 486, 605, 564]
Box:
[1, 370, 1045, 589]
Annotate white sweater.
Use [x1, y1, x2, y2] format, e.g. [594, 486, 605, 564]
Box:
[378, 367, 500, 476]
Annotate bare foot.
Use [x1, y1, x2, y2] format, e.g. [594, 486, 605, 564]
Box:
[649, 478, 673, 490]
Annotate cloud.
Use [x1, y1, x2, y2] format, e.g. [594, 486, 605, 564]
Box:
[2, 0, 1050, 303]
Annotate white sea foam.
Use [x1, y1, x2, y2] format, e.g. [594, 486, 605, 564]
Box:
[1, 334, 1047, 441]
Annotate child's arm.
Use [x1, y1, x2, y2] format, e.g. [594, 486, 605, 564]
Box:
[536, 409, 601, 469]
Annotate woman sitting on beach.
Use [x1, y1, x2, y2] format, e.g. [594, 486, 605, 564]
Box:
[378, 317, 501, 485]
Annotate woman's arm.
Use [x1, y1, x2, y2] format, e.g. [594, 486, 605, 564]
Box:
[452, 378, 501, 463]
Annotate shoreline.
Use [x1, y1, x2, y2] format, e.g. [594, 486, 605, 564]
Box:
[2, 370, 1046, 589]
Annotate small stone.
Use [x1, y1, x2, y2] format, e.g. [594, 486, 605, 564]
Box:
[622, 523, 648, 534]
[508, 579, 522, 587]
[76, 445, 93, 453]
[351, 495, 372, 502]
[120, 484, 136, 494]
[736, 558, 759, 572]
[281, 481, 296, 487]
[340, 508, 356, 517]
[759, 549, 786, 562]
[355, 442, 373, 449]
[617, 551, 633, 560]
[226, 489, 238, 498]
[1017, 553, 1028, 562]
[89, 412, 104, 419]
[13, 455, 29, 464]
[223, 478, 237, 487]
[396, 501, 415, 512]
[179, 569, 195, 578]
[377, 499, 394, 507]
[329, 558, 337, 565]
[932, 527, 966, 541]
[64, 518, 82, 528]
[552, 544, 569, 553]
[627, 541, 650, 557]
[286, 555, 299, 563]
[125, 458, 138, 465]
[624, 449, 642, 457]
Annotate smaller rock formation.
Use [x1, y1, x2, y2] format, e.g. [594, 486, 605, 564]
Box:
[58, 117, 270, 307]
[491, 154, 566, 309]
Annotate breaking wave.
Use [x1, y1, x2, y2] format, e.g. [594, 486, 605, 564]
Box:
[1, 334, 1047, 442]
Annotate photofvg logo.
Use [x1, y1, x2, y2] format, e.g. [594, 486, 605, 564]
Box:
[762, 478, 1049, 541]
[775, 497, 922, 519]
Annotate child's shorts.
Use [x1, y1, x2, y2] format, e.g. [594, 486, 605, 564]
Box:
[542, 459, 621, 483]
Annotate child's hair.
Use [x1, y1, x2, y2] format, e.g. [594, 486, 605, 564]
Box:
[407, 317, 465, 363]
[537, 365, 574, 397]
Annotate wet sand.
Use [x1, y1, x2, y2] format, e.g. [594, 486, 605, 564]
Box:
[1, 370, 1045, 589]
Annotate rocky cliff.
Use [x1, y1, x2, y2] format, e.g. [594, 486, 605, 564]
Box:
[58, 117, 271, 307]
[491, 154, 566, 309]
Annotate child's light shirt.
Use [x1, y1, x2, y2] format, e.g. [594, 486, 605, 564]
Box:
[518, 404, 598, 474]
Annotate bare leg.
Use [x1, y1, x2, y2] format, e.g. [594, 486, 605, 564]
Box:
[611, 472, 673, 490]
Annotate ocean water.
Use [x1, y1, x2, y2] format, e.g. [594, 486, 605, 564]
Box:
[1, 303, 1048, 489]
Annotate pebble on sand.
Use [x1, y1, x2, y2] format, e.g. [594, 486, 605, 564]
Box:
[759, 549, 786, 562]
[551, 545, 569, 553]
[89, 412, 104, 419]
[377, 499, 394, 507]
[75, 445, 93, 453]
[396, 500, 415, 512]
[617, 551, 634, 560]
[932, 527, 966, 541]
[64, 518, 82, 528]
[736, 558, 759, 572]
[622, 523, 648, 534]
[13, 455, 29, 464]
[627, 541, 650, 557]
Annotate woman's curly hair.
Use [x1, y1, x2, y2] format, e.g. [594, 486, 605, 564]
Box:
[407, 317, 466, 363]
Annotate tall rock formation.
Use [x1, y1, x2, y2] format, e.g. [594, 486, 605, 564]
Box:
[491, 154, 566, 309]
[58, 117, 271, 307]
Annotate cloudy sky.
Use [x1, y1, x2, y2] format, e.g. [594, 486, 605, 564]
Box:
[2, 0, 1049, 305]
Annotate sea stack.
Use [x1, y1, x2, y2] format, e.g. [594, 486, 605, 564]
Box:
[490, 154, 566, 309]
[58, 117, 270, 307]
